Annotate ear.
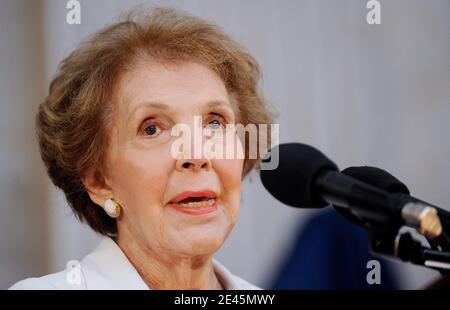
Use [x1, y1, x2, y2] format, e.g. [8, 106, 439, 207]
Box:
[82, 169, 113, 208]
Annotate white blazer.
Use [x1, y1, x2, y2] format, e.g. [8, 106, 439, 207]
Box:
[9, 237, 260, 290]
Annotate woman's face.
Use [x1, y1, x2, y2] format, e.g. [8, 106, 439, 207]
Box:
[106, 60, 244, 257]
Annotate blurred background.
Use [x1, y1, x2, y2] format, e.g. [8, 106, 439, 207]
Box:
[1, 0, 449, 289]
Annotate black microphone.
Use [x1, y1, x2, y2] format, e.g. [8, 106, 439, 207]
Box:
[340, 166, 450, 250]
[335, 166, 410, 228]
[260, 143, 445, 238]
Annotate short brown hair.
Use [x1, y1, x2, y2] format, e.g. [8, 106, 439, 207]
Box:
[36, 7, 273, 236]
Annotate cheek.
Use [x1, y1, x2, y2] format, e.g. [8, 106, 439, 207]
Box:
[216, 157, 243, 182]
[111, 147, 171, 213]
[214, 158, 244, 211]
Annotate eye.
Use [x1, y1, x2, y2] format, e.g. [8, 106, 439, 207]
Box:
[140, 118, 163, 137]
[205, 114, 227, 130]
[145, 124, 160, 136]
[207, 119, 221, 130]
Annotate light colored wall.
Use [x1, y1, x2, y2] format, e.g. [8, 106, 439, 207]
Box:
[1, 0, 449, 289]
[0, 0, 49, 289]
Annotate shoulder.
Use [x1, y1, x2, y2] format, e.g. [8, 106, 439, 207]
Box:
[9, 237, 146, 290]
[9, 278, 50, 290]
[8, 270, 84, 290]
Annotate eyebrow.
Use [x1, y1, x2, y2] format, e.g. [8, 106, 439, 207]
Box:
[127, 101, 170, 122]
[131, 101, 170, 112]
[206, 100, 229, 108]
[127, 100, 235, 122]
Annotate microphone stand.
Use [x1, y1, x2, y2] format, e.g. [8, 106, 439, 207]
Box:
[365, 225, 450, 273]
[396, 232, 450, 272]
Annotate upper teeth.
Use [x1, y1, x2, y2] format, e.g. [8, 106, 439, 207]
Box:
[175, 198, 215, 208]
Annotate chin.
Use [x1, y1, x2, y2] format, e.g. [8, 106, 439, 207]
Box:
[173, 230, 228, 256]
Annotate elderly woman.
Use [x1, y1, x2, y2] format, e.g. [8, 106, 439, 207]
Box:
[10, 8, 272, 290]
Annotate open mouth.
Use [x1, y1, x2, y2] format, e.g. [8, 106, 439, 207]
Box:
[168, 190, 218, 209]
[173, 197, 216, 208]
[168, 190, 219, 215]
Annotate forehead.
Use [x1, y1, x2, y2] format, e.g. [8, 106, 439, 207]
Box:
[115, 60, 231, 116]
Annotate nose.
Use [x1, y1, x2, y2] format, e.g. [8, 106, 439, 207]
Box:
[175, 156, 212, 172]
[173, 115, 213, 172]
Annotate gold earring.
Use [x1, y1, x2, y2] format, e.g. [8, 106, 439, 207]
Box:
[104, 198, 121, 218]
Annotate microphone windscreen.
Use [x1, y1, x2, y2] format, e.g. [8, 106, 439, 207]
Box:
[260, 143, 338, 208]
[334, 166, 410, 227]
[341, 166, 410, 195]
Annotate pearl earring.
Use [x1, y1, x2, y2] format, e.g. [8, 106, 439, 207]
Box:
[104, 198, 121, 218]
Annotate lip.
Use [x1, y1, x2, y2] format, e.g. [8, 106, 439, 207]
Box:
[170, 203, 218, 216]
[168, 190, 219, 216]
[168, 190, 218, 204]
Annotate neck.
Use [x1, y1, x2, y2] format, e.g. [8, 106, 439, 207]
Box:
[115, 229, 223, 290]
